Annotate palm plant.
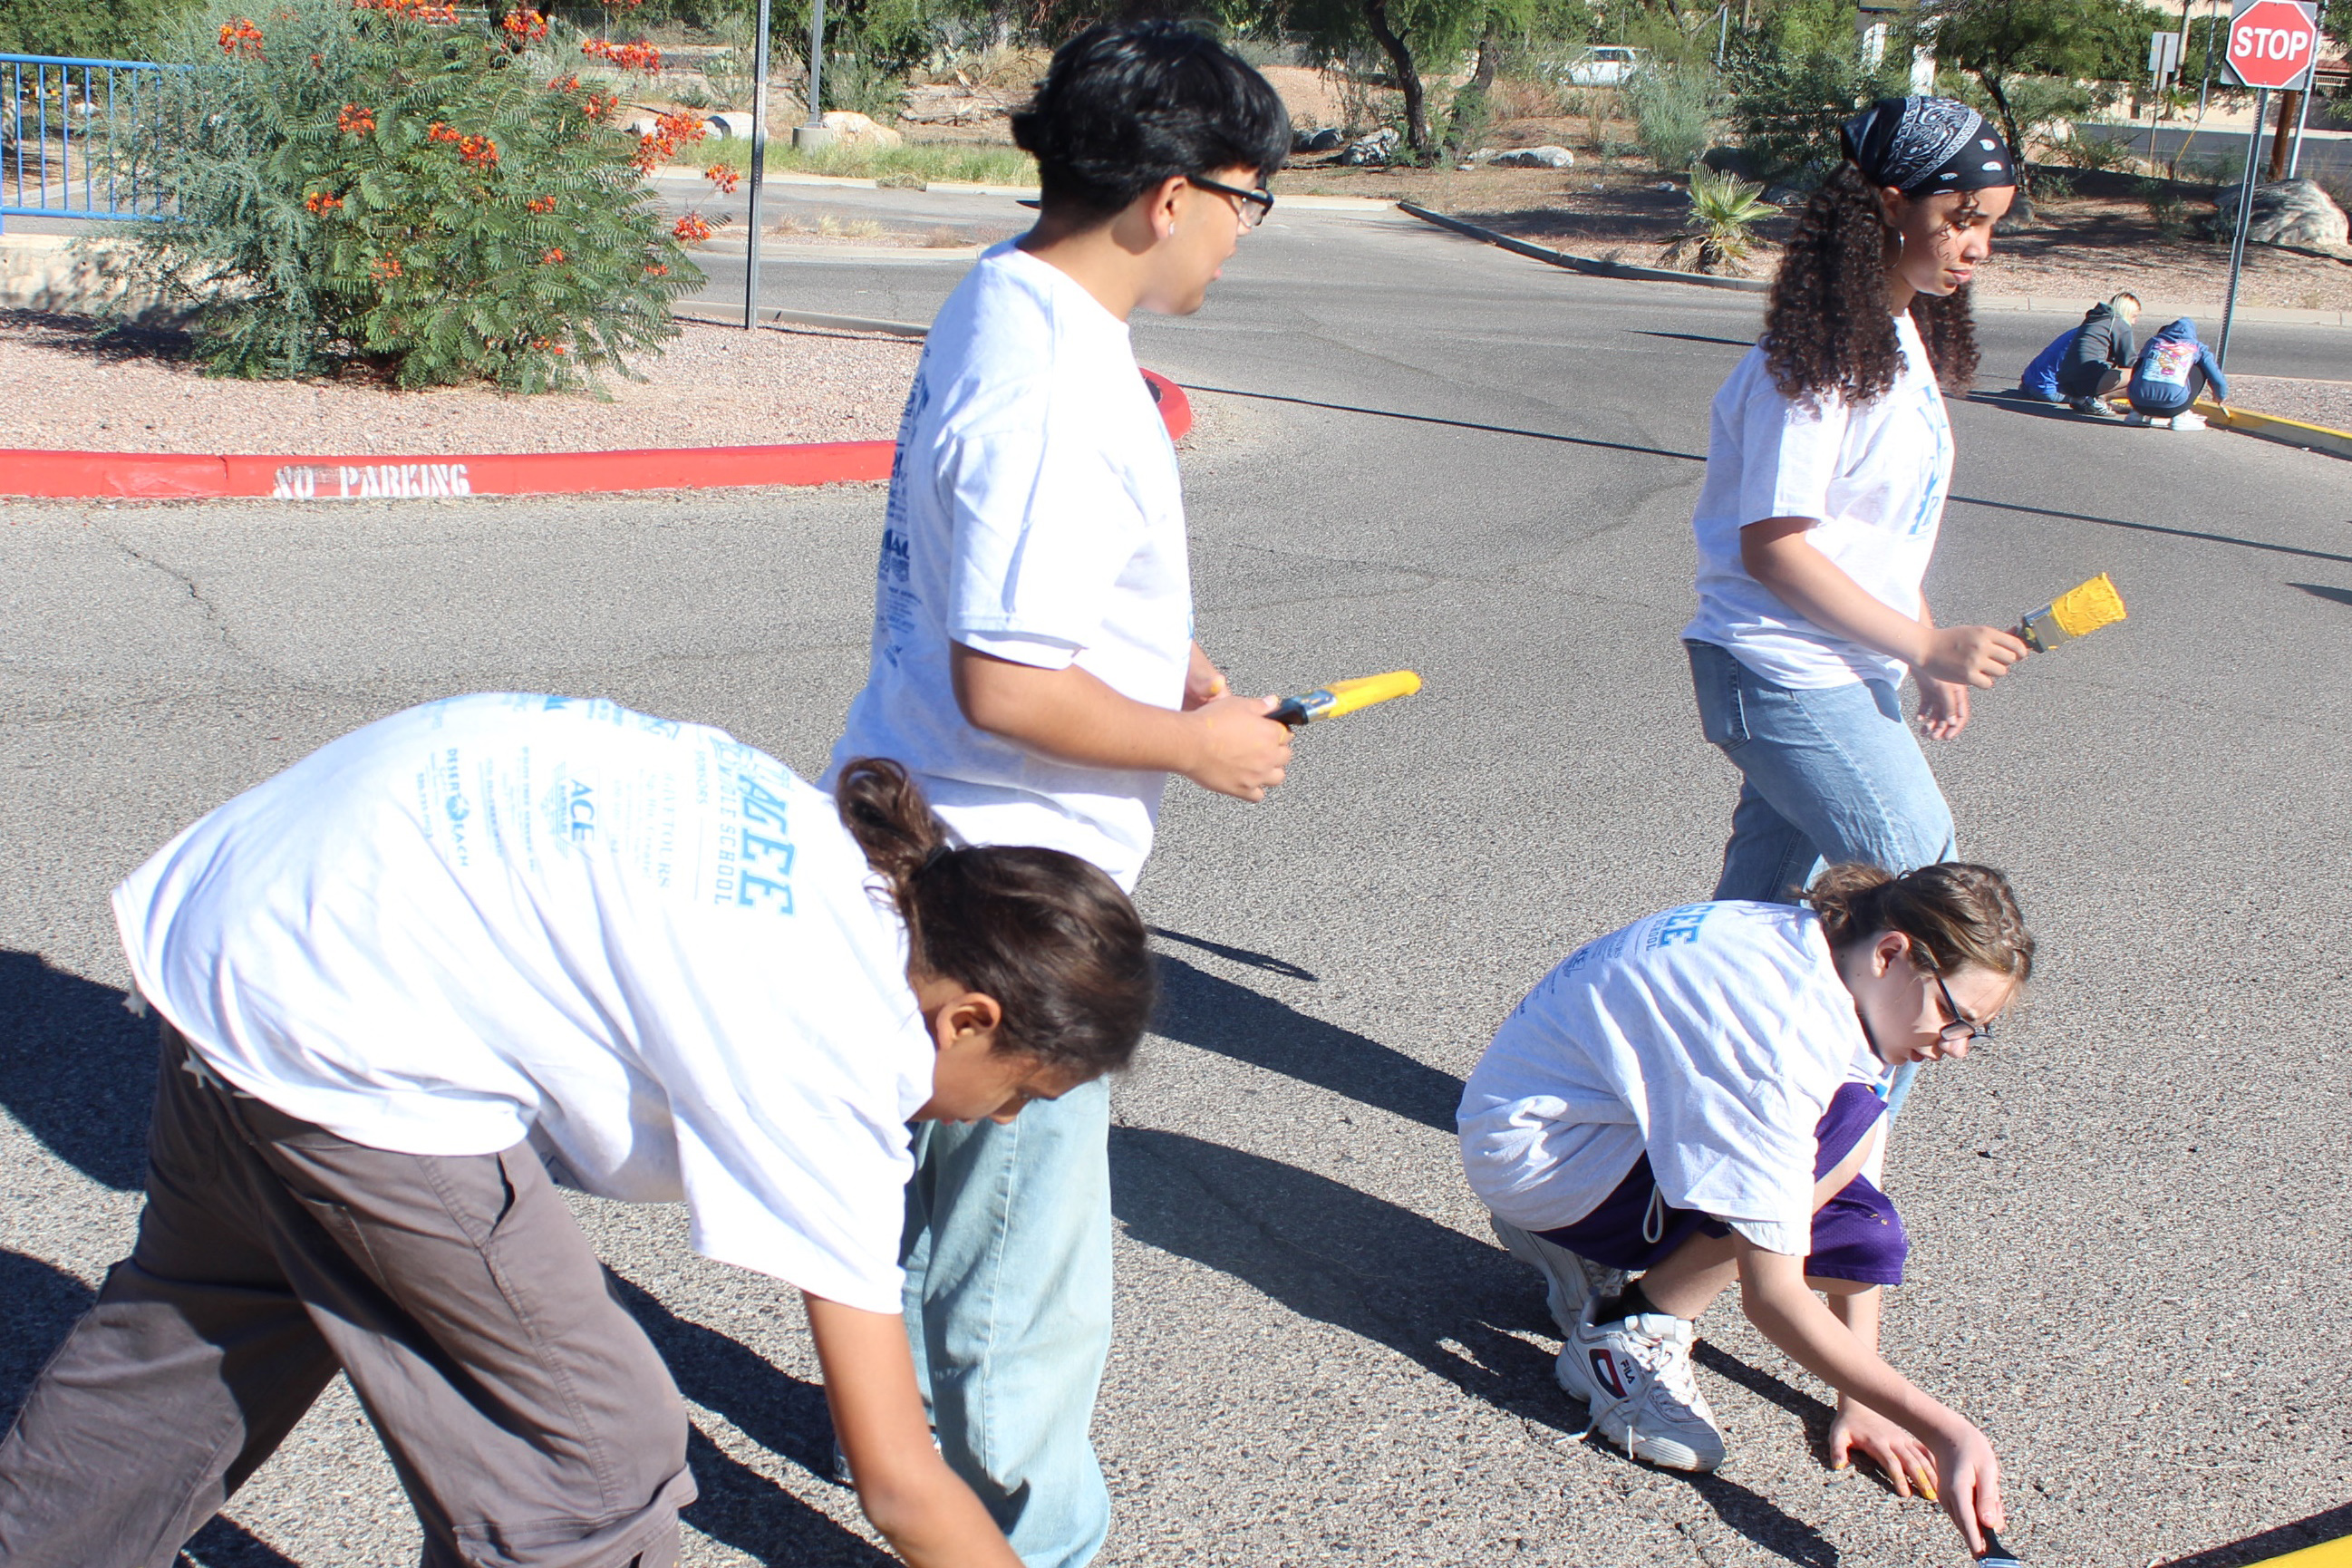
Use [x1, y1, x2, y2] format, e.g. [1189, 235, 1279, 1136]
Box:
[1663, 168, 1779, 275]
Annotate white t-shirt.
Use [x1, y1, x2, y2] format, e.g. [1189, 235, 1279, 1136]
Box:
[113, 694, 934, 1314]
[1682, 312, 1953, 690]
[1457, 902, 1889, 1257]
[826, 242, 1192, 890]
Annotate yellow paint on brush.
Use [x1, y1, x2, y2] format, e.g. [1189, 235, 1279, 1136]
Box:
[2047, 572, 2127, 638]
[2017, 573, 2127, 652]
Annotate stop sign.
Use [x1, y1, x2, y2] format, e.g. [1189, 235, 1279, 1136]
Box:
[2224, 0, 2318, 90]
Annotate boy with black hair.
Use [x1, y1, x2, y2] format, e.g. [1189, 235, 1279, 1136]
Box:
[824, 21, 1292, 1566]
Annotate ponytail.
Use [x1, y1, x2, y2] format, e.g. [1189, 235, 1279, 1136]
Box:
[1805, 861, 2033, 982]
[833, 758, 1156, 1077]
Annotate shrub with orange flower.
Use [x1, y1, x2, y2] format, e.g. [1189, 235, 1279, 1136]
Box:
[131, 0, 701, 392]
[672, 215, 712, 243]
[629, 110, 706, 174]
[704, 163, 740, 195]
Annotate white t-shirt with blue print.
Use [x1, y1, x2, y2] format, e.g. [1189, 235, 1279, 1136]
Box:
[1458, 902, 1889, 1258]
[826, 243, 1193, 892]
[1683, 311, 1952, 690]
[112, 693, 935, 1314]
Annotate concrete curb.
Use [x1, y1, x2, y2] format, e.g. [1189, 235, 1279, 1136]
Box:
[674, 304, 932, 337]
[1398, 201, 1769, 294]
[0, 371, 1194, 499]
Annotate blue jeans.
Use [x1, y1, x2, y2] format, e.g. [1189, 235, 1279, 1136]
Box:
[1685, 639, 1956, 904]
[900, 1077, 1112, 1568]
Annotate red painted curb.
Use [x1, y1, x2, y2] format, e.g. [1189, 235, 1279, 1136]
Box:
[1142, 369, 1193, 441]
[0, 369, 1194, 501]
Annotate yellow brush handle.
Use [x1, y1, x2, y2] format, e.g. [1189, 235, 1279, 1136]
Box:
[1275, 670, 1423, 725]
[1314, 670, 1422, 719]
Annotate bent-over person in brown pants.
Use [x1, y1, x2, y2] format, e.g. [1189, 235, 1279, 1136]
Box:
[0, 694, 1154, 1568]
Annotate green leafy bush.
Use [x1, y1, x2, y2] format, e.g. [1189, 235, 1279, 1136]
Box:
[114, 0, 708, 391]
[1625, 63, 1722, 173]
[1724, 38, 1910, 182]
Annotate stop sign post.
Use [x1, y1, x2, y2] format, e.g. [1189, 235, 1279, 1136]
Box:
[2214, 0, 2317, 373]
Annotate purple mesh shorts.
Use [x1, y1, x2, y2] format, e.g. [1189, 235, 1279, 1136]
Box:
[1534, 1080, 1907, 1286]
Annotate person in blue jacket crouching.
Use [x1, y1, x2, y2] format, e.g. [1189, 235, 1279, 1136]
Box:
[2125, 316, 2230, 430]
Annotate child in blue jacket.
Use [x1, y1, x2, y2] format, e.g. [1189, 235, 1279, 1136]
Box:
[2126, 316, 2230, 430]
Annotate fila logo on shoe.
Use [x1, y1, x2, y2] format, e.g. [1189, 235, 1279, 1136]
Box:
[1588, 1349, 1629, 1400]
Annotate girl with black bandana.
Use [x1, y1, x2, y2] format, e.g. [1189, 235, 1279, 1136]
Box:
[1679, 97, 2029, 961]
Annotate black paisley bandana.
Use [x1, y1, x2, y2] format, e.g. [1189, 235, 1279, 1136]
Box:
[1842, 95, 2015, 194]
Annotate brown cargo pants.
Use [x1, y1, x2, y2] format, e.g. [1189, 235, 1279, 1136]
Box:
[0, 1027, 696, 1567]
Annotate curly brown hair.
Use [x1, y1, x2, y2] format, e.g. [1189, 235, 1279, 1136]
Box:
[1763, 161, 1980, 404]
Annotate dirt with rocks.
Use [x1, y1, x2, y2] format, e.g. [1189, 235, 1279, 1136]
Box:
[0, 311, 922, 456]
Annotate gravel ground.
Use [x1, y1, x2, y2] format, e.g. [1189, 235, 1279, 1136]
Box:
[0, 312, 921, 455]
[2222, 374, 2352, 431]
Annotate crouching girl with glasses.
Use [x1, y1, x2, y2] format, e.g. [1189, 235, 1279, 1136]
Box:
[1458, 862, 2029, 1558]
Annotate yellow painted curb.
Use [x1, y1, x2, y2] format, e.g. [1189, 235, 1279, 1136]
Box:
[2100, 392, 2352, 460]
[2202, 400, 2352, 460]
[2238, 1534, 2352, 1566]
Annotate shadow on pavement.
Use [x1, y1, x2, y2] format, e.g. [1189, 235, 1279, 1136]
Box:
[1150, 954, 1460, 1132]
[2159, 1504, 2352, 1567]
[0, 949, 159, 1192]
[1111, 1128, 1843, 1566]
[1947, 492, 2352, 567]
[1148, 926, 1318, 982]
[2293, 581, 2352, 606]
[1178, 384, 1708, 465]
[1632, 329, 1756, 348]
[2, 1250, 298, 1568]
[608, 1273, 895, 1565]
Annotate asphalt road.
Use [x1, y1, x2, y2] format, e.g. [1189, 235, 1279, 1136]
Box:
[5, 207, 2350, 1568]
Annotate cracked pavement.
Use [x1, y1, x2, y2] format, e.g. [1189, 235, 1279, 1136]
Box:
[5, 209, 2351, 1568]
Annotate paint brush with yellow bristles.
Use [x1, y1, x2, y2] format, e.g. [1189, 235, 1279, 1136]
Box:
[2015, 573, 2126, 653]
[1268, 670, 1422, 728]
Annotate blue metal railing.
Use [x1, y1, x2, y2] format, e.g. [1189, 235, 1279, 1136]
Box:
[3, 54, 182, 227]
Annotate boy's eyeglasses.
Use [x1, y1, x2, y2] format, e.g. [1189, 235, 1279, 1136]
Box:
[1188, 175, 1273, 230]
[1931, 973, 1994, 1045]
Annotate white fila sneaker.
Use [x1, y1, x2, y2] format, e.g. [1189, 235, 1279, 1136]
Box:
[1489, 1215, 1629, 1336]
[1555, 1306, 1728, 1472]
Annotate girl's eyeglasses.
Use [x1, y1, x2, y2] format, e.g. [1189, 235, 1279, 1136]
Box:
[1187, 175, 1274, 230]
[1932, 973, 1994, 1045]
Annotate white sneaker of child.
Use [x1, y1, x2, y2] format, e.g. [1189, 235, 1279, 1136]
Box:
[2169, 411, 2207, 431]
[2124, 411, 2152, 427]
[1490, 1215, 1629, 1335]
[1556, 1304, 1728, 1472]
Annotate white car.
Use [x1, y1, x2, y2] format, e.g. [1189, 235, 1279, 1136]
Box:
[1557, 45, 1646, 87]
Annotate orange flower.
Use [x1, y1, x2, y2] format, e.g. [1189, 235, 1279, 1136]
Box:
[305, 190, 344, 214]
[218, 19, 265, 56]
[541, 247, 565, 264]
[581, 36, 660, 70]
[526, 194, 557, 214]
[672, 214, 713, 243]
[337, 103, 376, 135]
[546, 73, 580, 93]
[644, 263, 670, 276]
[354, 0, 458, 20]
[370, 253, 403, 279]
[704, 163, 740, 194]
[498, 8, 547, 40]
